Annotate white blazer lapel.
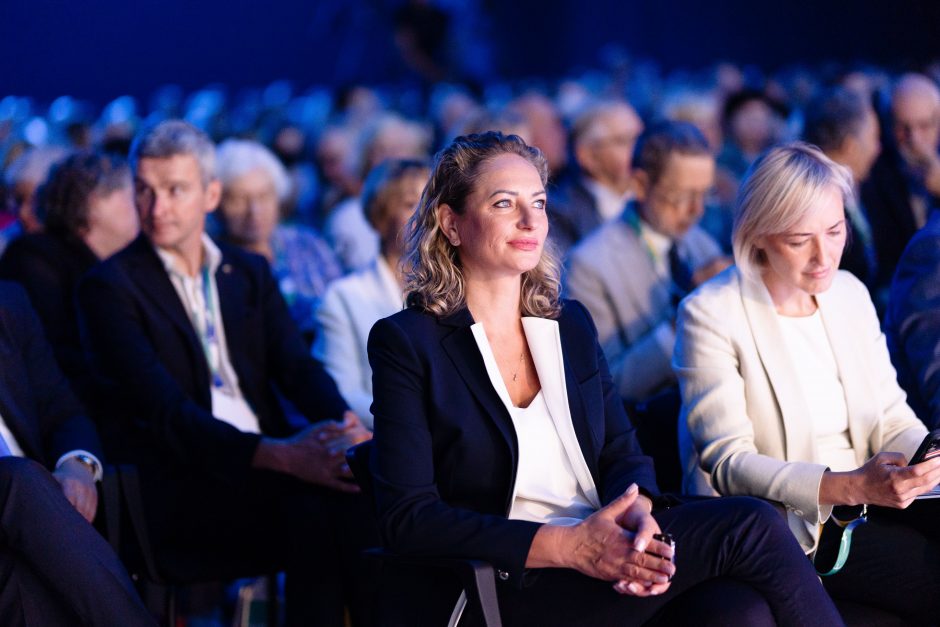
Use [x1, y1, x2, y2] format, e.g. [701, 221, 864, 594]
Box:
[738, 272, 817, 463]
[522, 317, 601, 509]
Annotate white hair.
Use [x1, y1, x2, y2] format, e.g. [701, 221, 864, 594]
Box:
[216, 139, 291, 201]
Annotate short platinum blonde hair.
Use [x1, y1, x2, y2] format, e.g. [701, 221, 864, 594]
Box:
[732, 141, 854, 278]
[216, 139, 291, 201]
[129, 119, 216, 186]
[403, 131, 561, 318]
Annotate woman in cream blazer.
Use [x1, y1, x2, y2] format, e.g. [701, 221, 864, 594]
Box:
[675, 142, 940, 622]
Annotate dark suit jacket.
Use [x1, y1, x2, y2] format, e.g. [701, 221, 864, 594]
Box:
[367, 299, 657, 590]
[0, 231, 99, 392]
[861, 148, 940, 288]
[548, 174, 604, 256]
[77, 235, 347, 486]
[0, 282, 102, 467]
[886, 210, 940, 430]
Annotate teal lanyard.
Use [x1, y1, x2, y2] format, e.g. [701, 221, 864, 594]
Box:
[816, 504, 867, 577]
[199, 266, 225, 389]
[623, 205, 660, 268]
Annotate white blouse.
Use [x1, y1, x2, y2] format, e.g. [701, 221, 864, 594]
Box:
[470, 322, 596, 526]
[776, 310, 855, 473]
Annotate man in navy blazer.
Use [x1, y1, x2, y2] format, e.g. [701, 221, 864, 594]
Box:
[887, 209, 940, 430]
[0, 281, 152, 626]
[77, 120, 373, 626]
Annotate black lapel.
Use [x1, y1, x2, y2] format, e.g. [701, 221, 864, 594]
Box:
[437, 308, 518, 453]
[124, 236, 207, 382]
[0, 312, 40, 460]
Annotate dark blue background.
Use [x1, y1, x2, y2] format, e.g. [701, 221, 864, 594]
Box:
[2, 0, 939, 103]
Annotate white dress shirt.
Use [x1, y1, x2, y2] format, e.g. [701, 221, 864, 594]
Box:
[155, 234, 261, 434]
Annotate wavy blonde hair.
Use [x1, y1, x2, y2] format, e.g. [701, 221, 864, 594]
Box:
[402, 131, 562, 318]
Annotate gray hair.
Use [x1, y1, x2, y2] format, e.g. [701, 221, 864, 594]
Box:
[732, 142, 854, 278]
[129, 119, 216, 185]
[216, 139, 290, 200]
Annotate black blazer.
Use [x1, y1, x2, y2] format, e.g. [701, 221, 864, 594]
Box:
[367, 299, 657, 589]
[0, 281, 102, 467]
[0, 231, 99, 390]
[887, 210, 940, 430]
[861, 148, 939, 288]
[77, 234, 347, 484]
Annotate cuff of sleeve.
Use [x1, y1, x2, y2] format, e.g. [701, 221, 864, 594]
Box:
[55, 450, 103, 482]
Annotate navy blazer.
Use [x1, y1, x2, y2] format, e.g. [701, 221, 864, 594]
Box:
[367, 299, 657, 589]
[77, 235, 347, 484]
[0, 281, 102, 466]
[0, 231, 99, 393]
[887, 210, 940, 430]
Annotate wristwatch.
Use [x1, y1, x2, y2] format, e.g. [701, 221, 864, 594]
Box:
[73, 453, 101, 480]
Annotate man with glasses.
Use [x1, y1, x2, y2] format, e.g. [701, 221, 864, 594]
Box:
[566, 121, 729, 405]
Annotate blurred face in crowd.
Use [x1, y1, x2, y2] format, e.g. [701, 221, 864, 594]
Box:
[635, 152, 715, 239]
[83, 182, 139, 259]
[729, 100, 776, 155]
[576, 104, 644, 195]
[135, 154, 220, 267]
[757, 184, 846, 305]
[10, 180, 43, 233]
[892, 88, 940, 165]
[511, 95, 568, 175]
[219, 167, 280, 251]
[439, 153, 547, 282]
[372, 170, 427, 257]
[848, 108, 882, 182]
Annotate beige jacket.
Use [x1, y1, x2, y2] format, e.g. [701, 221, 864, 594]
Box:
[674, 266, 926, 551]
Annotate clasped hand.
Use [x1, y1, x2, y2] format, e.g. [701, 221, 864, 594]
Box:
[567, 484, 675, 597]
[253, 411, 372, 493]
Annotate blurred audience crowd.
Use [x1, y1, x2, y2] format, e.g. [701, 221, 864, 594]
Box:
[4, 54, 940, 624]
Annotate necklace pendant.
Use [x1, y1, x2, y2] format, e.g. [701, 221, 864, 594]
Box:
[512, 373, 518, 382]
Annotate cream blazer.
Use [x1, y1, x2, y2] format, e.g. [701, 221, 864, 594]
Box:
[674, 266, 926, 551]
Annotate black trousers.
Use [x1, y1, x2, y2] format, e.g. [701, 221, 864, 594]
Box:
[0, 457, 154, 627]
[379, 496, 842, 626]
[142, 466, 378, 627]
[817, 499, 940, 625]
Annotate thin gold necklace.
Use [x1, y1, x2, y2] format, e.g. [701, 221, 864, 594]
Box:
[512, 351, 525, 382]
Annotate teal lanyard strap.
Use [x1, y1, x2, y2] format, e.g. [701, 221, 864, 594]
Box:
[816, 504, 867, 577]
[200, 266, 224, 389]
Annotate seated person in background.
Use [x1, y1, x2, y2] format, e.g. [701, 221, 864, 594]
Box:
[566, 121, 729, 405]
[0, 145, 69, 253]
[886, 198, 940, 431]
[312, 159, 428, 427]
[550, 100, 644, 255]
[0, 151, 138, 389]
[78, 120, 373, 627]
[0, 281, 153, 627]
[803, 87, 882, 302]
[862, 73, 940, 289]
[215, 139, 342, 340]
[676, 142, 940, 623]
[325, 114, 432, 272]
[368, 131, 842, 626]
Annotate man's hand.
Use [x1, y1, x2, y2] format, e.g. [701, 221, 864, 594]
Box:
[54, 458, 98, 522]
[252, 423, 361, 493]
[309, 411, 373, 453]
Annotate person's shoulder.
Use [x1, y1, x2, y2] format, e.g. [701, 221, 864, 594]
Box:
[684, 265, 740, 308]
[216, 239, 270, 275]
[829, 268, 871, 302]
[568, 218, 634, 263]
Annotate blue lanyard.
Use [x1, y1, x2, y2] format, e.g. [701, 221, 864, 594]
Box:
[200, 266, 225, 389]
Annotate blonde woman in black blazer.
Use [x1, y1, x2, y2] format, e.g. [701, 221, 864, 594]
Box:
[368, 131, 841, 626]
